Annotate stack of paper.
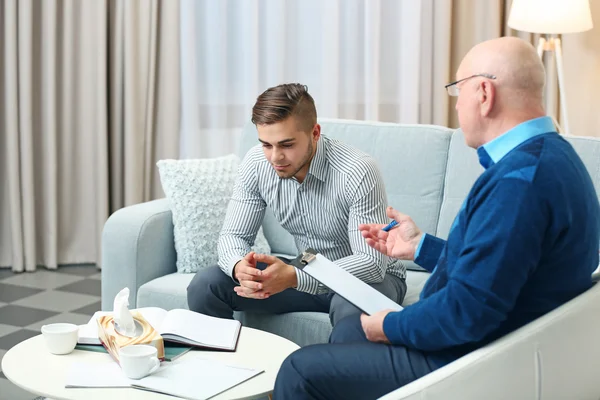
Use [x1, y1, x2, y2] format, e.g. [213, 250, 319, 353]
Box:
[66, 357, 263, 400]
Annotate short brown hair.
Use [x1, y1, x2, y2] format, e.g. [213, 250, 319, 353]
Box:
[251, 83, 317, 132]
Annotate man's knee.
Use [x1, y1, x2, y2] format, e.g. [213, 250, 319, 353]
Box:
[274, 352, 303, 398]
[329, 314, 367, 344]
[277, 351, 301, 381]
[375, 274, 407, 304]
[329, 294, 362, 326]
[274, 346, 324, 397]
[186, 266, 231, 312]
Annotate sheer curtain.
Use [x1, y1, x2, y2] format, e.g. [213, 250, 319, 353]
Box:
[181, 0, 596, 158]
[179, 0, 454, 159]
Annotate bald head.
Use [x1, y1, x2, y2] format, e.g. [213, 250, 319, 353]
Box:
[454, 37, 548, 147]
[458, 37, 546, 106]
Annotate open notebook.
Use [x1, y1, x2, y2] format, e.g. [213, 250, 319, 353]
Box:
[65, 357, 263, 400]
[79, 307, 241, 351]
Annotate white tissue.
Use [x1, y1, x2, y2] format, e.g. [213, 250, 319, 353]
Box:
[113, 287, 136, 337]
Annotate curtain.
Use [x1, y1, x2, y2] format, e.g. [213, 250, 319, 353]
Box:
[0, 0, 108, 272]
[0, 0, 180, 272]
[108, 0, 180, 209]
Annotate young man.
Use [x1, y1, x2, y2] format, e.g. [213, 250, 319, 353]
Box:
[273, 37, 600, 399]
[187, 83, 406, 326]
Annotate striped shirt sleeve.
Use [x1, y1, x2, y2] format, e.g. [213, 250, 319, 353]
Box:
[217, 152, 267, 278]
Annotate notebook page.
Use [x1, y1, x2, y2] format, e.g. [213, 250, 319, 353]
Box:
[65, 361, 131, 388]
[133, 357, 263, 400]
[78, 311, 111, 345]
[136, 307, 169, 330]
[159, 309, 240, 349]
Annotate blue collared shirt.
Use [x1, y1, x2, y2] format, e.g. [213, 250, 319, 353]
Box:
[415, 116, 555, 258]
[477, 116, 555, 169]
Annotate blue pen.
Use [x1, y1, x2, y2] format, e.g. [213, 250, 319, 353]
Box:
[382, 220, 398, 232]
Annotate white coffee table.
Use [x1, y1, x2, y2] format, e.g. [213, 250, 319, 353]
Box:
[1, 326, 299, 400]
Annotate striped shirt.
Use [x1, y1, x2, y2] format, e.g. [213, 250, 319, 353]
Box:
[218, 135, 406, 295]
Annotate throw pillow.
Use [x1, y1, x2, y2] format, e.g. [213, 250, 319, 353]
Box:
[157, 154, 271, 274]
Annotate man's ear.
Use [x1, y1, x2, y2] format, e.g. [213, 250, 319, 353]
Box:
[479, 81, 495, 117]
[312, 123, 321, 141]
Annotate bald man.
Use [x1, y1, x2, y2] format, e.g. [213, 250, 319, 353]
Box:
[272, 37, 600, 399]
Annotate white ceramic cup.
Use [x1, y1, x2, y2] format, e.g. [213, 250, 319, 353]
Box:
[119, 345, 161, 380]
[40, 323, 79, 355]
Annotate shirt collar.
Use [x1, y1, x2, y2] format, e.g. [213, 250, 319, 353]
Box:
[307, 136, 328, 182]
[477, 116, 555, 169]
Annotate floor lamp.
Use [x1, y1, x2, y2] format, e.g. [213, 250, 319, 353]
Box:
[508, 0, 594, 135]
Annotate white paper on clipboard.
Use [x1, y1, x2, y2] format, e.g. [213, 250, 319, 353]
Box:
[292, 249, 403, 315]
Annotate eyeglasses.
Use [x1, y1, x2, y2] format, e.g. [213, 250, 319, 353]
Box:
[445, 73, 497, 96]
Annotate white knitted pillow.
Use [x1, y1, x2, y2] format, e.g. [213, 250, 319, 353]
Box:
[157, 154, 271, 274]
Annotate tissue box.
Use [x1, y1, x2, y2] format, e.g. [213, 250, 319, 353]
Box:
[96, 311, 165, 363]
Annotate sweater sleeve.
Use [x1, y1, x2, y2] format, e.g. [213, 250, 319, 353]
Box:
[414, 234, 446, 273]
[383, 178, 546, 351]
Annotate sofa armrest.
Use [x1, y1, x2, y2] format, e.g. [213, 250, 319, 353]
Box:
[378, 282, 600, 400]
[101, 198, 177, 311]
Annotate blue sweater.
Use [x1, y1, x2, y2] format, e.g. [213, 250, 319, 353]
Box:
[383, 117, 600, 365]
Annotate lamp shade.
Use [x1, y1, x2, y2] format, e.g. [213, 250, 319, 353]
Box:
[508, 0, 593, 34]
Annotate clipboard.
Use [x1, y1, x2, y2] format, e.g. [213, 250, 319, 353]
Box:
[291, 249, 403, 315]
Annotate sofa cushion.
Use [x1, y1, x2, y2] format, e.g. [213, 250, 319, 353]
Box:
[137, 272, 194, 310]
[566, 135, 600, 266]
[156, 155, 270, 273]
[437, 130, 484, 239]
[404, 270, 430, 305]
[563, 135, 600, 199]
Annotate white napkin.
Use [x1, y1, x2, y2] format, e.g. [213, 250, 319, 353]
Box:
[113, 287, 136, 337]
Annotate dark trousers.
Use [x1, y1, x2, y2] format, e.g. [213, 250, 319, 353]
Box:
[186, 260, 406, 326]
[272, 314, 443, 400]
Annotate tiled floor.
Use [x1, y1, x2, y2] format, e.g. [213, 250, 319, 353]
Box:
[0, 265, 101, 400]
